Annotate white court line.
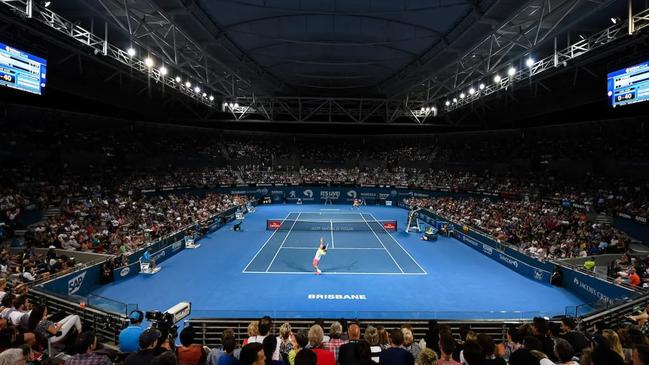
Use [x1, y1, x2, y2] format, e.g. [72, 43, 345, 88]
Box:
[330, 219, 335, 249]
[242, 212, 292, 273]
[281, 247, 384, 250]
[319, 209, 341, 211]
[360, 214, 404, 273]
[243, 271, 427, 276]
[265, 212, 301, 272]
[369, 213, 428, 274]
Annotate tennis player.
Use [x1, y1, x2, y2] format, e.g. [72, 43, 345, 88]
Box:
[313, 237, 327, 275]
[352, 198, 360, 209]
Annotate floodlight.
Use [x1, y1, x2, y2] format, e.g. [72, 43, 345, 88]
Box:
[507, 67, 516, 76]
[144, 57, 154, 68]
[469, 87, 475, 95]
[159, 66, 168, 76]
[175, 76, 181, 83]
[460, 93, 465, 99]
[445, 100, 450, 106]
[479, 83, 485, 90]
[526, 58, 535, 67]
[185, 81, 191, 88]
[127, 47, 136, 57]
[494, 74, 502, 83]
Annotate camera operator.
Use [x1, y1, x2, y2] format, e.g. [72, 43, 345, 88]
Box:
[119, 310, 145, 353]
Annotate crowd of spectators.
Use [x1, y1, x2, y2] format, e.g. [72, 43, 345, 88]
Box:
[47, 313, 647, 365]
[405, 196, 630, 261]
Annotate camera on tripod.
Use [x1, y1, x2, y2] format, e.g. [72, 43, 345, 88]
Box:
[145, 302, 192, 344]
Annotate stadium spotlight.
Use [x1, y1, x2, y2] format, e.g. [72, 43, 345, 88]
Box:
[611, 17, 621, 24]
[209, 95, 215, 101]
[425, 107, 431, 112]
[459, 93, 465, 99]
[202, 92, 207, 97]
[175, 76, 181, 83]
[479, 83, 485, 90]
[127, 47, 136, 57]
[507, 67, 516, 76]
[452, 98, 458, 103]
[420, 107, 425, 112]
[159, 66, 168, 76]
[194, 86, 201, 93]
[493, 74, 502, 83]
[234, 103, 239, 108]
[144, 57, 154, 68]
[526, 58, 535, 67]
[44, 1, 51, 7]
[469, 87, 475, 95]
[445, 100, 451, 106]
[185, 81, 191, 88]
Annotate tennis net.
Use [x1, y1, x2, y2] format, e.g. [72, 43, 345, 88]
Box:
[266, 219, 397, 232]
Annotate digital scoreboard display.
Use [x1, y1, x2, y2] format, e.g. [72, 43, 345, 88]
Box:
[0, 41, 47, 95]
[608, 61, 649, 108]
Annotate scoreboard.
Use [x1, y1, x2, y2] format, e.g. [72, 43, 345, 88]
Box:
[608, 61, 649, 108]
[0, 41, 47, 95]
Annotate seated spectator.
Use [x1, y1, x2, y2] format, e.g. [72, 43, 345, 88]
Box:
[288, 329, 308, 365]
[277, 322, 292, 363]
[323, 321, 346, 362]
[65, 331, 111, 365]
[338, 323, 361, 365]
[438, 333, 461, 365]
[352, 341, 374, 365]
[635, 344, 649, 365]
[176, 326, 208, 365]
[416, 348, 438, 365]
[402, 327, 421, 360]
[208, 329, 241, 365]
[243, 322, 258, 347]
[591, 334, 623, 365]
[294, 349, 316, 365]
[263, 336, 284, 365]
[378, 328, 414, 365]
[28, 304, 82, 344]
[240, 343, 265, 365]
[559, 318, 588, 356]
[218, 337, 239, 365]
[124, 328, 163, 365]
[553, 338, 578, 365]
[307, 325, 334, 365]
[362, 325, 382, 363]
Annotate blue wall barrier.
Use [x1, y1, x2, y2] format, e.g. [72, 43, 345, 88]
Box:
[615, 214, 649, 244]
[560, 265, 636, 305]
[414, 208, 638, 304]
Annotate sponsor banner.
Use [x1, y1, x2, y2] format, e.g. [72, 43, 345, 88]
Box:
[39, 263, 104, 297]
[382, 221, 397, 232]
[113, 262, 139, 281]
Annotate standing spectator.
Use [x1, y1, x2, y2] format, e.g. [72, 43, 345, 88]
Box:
[338, 323, 361, 365]
[243, 322, 258, 346]
[353, 341, 374, 365]
[601, 329, 625, 361]
[477, 334, 506, 365]
[65, 332, 112, 365]
[307, 325, 335, 365]
[323, 321, 347, 362]
[378, 329, 414, 365]
[423, 321, 440, 356]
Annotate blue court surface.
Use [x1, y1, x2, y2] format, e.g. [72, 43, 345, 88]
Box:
[91, 205, 587, 320]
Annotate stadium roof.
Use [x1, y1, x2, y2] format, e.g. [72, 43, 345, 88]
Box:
[1, 0, 647, 128]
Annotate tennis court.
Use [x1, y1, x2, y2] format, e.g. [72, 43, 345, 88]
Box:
[243, 212, 426, 274]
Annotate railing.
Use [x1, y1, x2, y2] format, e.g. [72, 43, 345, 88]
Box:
[188, 317, 519, 348]
[578, 293, 649, 332]
[28, 287, 129, 344]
